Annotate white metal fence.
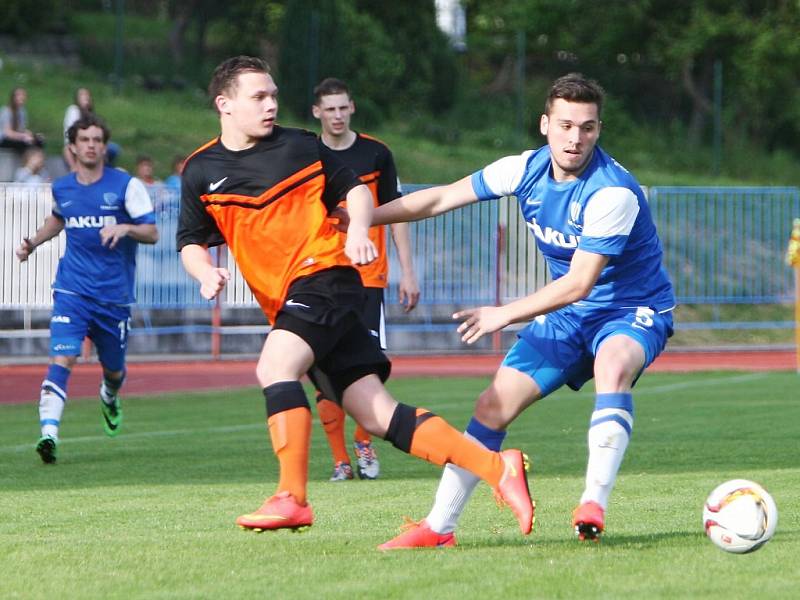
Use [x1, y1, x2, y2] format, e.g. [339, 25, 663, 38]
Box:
[4, 182, 798, 340]
[0, 183, 548, 310]
[1, 183, 65, 307]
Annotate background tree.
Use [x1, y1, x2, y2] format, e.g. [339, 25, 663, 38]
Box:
[0, 0, 64, 35]
[278, 0, 404, 122]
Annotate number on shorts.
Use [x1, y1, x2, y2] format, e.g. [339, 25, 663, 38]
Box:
[118, 319, 129, 342]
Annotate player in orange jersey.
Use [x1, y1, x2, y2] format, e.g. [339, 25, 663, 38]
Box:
[311, 77, 420, 482]
[177, 56, 534, 539]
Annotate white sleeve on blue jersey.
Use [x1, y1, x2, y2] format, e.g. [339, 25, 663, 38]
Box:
[579, 187, 639, 255]
[471, 150, 534, 199]
[124, 177, 156, 222]
[51, 195, 62, 217]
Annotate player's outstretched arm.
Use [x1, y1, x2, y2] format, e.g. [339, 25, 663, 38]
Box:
[389, 222, 420, 312]
[373, 176, 479, 226]
[15, 215, 65, 262]
[344, 184, 378, 266]
[180, 243, 230, 300]
[454, 250, 609, 344]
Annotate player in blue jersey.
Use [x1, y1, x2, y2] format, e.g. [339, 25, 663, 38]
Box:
[15, 114, 159, 464]
[371, 73, 676, 548]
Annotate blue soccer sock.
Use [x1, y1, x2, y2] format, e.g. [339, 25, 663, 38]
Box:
[40, 364, 70, 439]
[426, 417, 507, 533]
[581, 392, 633, 510]
[465, 416, 507, 451]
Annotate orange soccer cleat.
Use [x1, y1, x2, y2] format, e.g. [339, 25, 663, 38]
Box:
[378, 519, 457, 550]
[494, 449, 535, 535]
[236, 491, 314, 532]
[572, 500, 605, 542]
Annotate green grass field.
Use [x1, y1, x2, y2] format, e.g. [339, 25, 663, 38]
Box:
[1, 372, 797, 599]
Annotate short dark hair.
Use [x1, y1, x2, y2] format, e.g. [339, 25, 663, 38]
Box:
[545, 73, 605, 116]
[208, 55, 271, 109]
[313, 78, 351, 104]
[136, 154, 153, 165]
[67, 114, 110, 144]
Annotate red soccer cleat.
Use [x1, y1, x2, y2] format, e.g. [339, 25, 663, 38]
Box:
[236, 491, 314, 532]
[377, 519, 457, 550]
[573, 500, 605, 542]
[494, 449, 535, 535]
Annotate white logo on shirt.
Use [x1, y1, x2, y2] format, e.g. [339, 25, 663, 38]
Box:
[568, 201, 583, 230]
[65, 215, 117, 229]
[285, 299, 310, 309]
[209, 177, 228, 192]
[526, 217, 580, 249]
[524, 198, 542, 206]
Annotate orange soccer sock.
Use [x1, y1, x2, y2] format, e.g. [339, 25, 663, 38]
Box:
[387, 404, 504, 487]
[353, 423, 372, 445]
[316, 397, 350, 465]
[267, 406, 312, 505]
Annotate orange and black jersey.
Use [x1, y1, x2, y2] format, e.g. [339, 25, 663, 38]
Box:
[177, 126, 362, 324]
[328, 132, 401, 288]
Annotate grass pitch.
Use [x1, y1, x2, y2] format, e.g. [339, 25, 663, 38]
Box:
[0, 372, 797, 599]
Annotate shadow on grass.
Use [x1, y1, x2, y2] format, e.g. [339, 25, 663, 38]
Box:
[448, 528, 706, 552]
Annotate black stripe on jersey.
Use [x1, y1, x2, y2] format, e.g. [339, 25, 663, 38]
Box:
[202, 168, 323, 210]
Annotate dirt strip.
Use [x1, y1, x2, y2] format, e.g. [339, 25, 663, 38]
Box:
[0, 350, 796, 405]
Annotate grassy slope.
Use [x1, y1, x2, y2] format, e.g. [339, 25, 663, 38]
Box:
[0, 373, 797, 599]
[5, 60, 220, 176]
[6, 57, 800, 187]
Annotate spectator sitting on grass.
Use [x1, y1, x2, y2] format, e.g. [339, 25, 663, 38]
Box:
[135, 154, 160, 185]
[164, 154, 184, 191]
[13, 147, 50, 183]
[63, 87, 121, 170]
[0, 87, 45, 153]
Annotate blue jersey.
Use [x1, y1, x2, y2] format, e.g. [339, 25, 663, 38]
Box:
[51, 167, 156, 305]
[471, 145, 675, 313]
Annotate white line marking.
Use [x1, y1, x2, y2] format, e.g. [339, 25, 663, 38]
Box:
[0, 423, 263, 454]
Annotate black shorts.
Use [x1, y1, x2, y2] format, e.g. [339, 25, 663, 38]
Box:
[273, 267, 391, 400]
[362, 287, 386, 350]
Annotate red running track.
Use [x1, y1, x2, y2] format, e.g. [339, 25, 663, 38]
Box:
[0, 350, 796, 405]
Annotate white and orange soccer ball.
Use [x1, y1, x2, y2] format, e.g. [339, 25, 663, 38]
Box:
[703, 479, 778, 554]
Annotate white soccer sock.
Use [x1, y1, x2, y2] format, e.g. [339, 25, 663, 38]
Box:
[580, 408, 632, 510]
[100, 381, 116, 405]
[101, 373, 125, 405]
[425, 432, 483, 534]
[39, 387, 66, 439]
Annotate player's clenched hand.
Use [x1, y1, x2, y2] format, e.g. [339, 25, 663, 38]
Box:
[200, 267, 230, 300]
[453, 305, 510, 344]
[15, 238, 35, 262]
[345, 229, 377, 265]
[100, 224, 131, 249]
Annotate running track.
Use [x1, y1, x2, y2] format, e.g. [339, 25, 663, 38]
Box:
[0, 350, 796, 405]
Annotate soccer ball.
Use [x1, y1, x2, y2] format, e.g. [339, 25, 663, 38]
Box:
[703, 479, 778, 554]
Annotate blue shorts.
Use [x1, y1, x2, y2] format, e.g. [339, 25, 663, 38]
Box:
[49, 291, 131, 371]
[501, 305, 673, 397]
